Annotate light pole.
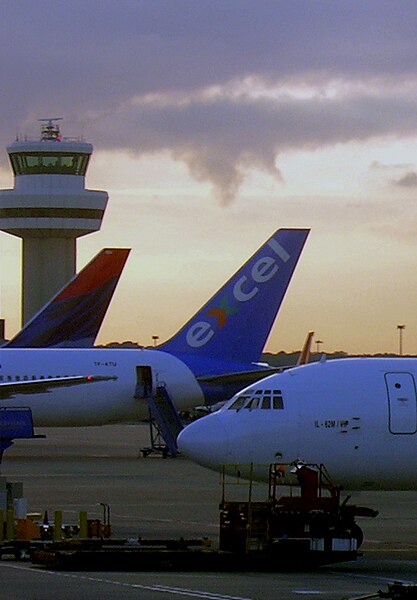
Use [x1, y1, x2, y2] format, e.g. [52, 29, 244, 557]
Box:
[397, 325, 405, 356]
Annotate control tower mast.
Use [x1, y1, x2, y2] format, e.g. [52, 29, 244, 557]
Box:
[0, 119, 108, 325]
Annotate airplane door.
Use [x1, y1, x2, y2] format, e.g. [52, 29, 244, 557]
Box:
[135, 366, 153, 399]
[385, 372, 417, 434]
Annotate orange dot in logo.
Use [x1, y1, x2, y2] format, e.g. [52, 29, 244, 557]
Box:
[206, 307, 227, 328]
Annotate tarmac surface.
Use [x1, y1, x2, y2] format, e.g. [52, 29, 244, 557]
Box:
[1, 424, 417, 599]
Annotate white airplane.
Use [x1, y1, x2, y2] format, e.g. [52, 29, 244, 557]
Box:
[178, 356, 417, 490]
[0, 228, 309, 427]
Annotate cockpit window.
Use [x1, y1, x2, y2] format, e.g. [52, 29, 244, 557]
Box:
[273, 395, 283, 409]
[272, 390, 284, 409]
[228, 389, 284, 411]
[228, 396, 249, 410]
[244, 397, 259, 410]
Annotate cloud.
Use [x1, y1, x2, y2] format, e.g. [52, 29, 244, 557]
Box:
[3, 1, 417, 202]
[370, 160, 416, 171]
[392, 171, 417, 187]
[82, 86, 417, 203]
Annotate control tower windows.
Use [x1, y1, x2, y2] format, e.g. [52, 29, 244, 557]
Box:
[9, 153, 90, 176]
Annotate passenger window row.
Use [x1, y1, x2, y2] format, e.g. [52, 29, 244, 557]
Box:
[0, 374, 65, 382]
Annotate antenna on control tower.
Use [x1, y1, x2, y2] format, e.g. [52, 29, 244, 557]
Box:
[38, 117, 63, 141]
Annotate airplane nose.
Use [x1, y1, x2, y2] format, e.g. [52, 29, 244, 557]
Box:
[177, 414, 230, 470]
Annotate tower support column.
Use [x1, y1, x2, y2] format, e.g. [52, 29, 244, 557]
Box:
[21, 237, 76, 324]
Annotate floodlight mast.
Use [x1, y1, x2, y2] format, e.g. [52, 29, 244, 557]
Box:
[0, 119, 109, 325]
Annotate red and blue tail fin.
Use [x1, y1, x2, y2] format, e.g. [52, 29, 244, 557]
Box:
[5, 248, 130, 348]
[159, 228, 309, 372]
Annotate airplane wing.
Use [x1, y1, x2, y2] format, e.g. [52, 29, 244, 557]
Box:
[197, 332, 315, 386]
[0, 375, 117, 400]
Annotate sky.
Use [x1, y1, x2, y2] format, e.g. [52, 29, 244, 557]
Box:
[1, 1, 417, 354]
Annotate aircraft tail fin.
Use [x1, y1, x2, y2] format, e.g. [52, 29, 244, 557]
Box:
[159, 228, 309, 367]
[5, 248, 130, 348]
[296, 331, 314, 366]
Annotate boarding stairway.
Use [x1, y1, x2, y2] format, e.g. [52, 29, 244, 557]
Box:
[141, 385, 184, 458]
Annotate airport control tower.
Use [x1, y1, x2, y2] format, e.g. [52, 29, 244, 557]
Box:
[0, 119, 108, 324]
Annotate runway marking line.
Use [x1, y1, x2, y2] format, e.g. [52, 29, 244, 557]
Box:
[326, 570, 416, 585]
[0, 563, 254, 600]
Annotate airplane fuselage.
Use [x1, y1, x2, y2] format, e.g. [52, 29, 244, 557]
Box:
[178, 358, 417, 490]
[0, 348, 204, 426]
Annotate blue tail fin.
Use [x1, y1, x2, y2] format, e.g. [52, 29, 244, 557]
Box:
[159, 228, 309, 368]
[4, 248, 130, 348]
